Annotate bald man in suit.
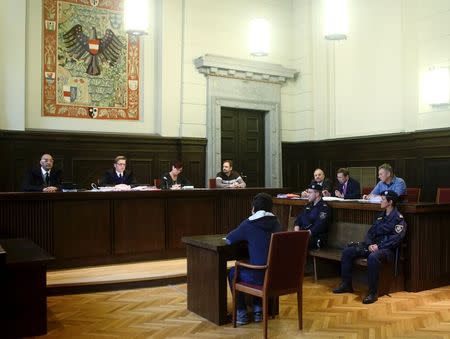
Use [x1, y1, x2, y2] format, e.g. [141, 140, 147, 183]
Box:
[22, 153, 62, 192]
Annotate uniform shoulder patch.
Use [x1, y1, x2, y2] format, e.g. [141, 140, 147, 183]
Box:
[398, 213, 404, 219]
[395, 224, 404, 234]
[319, 212, 327, 219]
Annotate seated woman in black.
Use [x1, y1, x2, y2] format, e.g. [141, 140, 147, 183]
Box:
[159, 160, 191, 189]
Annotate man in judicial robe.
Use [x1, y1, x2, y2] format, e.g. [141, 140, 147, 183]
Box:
[99, 155, 138, 188]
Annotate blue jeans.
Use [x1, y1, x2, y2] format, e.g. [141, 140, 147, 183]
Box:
[228, 266, 262, 312]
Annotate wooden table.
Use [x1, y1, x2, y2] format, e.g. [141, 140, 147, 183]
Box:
[182, 234, 248, 325]
[0, 238, 54, 338]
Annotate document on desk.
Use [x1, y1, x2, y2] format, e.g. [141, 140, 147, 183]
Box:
[322, 197, 344, 201]
[355, 197, 382, 203]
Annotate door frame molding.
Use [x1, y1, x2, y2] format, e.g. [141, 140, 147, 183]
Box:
[195, 55, 296, 187]
[215, 99, 276, 187]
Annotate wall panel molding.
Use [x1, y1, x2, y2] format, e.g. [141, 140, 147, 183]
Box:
[282, 129, 450, 201]
[0, 131, 206, 191]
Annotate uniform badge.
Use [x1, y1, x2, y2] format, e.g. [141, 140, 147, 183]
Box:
[395, 224, 404, 233]
[319, 212, 327, 220]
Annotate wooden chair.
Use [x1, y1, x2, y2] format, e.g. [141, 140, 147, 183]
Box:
[209, 178, 217, 188]
[405, 187, 421, 203]
[232, 231, 310, 338]
[436, 188, 450, 203]
[153, 178, 161, 187]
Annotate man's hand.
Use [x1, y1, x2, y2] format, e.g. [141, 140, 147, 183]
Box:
[322, 189, 331, 197]
[170, 184, 182, 190]
[368, 244, 379, 252]
[43, 186, 58, 192]
[335, 190, 343, 198]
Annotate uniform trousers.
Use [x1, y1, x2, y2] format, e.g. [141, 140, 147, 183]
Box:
[341, 246, 394, 294]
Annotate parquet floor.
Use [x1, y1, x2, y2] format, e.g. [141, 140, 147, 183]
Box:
[36, 276, 450, 338]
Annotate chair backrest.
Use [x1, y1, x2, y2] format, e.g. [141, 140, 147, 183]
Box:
[209, 178, 217, 188]
[436, 188, 450, 203]
[405, 187, 421, 203]
[154, 178, 161, 187]
[265, 231, 310, 293]
[362, 187, 372, 196]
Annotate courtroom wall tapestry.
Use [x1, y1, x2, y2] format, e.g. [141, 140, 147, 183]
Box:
[43, 0, 140, 120]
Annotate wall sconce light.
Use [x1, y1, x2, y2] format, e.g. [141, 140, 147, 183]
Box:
[249, 18, 269, 56]
[124, 0, 149, 36]
[424, 67, 450, 106]
[324, 0, 348, 40]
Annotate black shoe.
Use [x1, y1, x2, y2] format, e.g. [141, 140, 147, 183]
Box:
[332, 283, 354, 294]
[362, 293, 378, 304]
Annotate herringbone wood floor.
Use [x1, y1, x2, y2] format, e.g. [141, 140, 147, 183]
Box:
[35, 276, 450, 338]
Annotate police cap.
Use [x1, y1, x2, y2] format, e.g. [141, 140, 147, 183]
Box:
[308, 182, 323, 191]
[382, 190, 398, 202]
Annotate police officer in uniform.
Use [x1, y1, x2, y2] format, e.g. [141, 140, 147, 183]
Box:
[333, 190, 407, 304]
[294, 183, 332, 249]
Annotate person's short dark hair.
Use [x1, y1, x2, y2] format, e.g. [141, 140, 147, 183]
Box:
[337, 167, 349, 177]
[114, 156, 127, 164]
[252, 193, 273, 212]
[171, 160, 183, 169]
[308, 182, 323, 191]
[382, 190, 398, 206]
[379, 163, 393, 175]
[222, 159, 233, 167]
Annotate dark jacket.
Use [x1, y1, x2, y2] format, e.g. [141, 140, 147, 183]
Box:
[159, 172, 191, 189]
[335, 177, 361, 199]
[22, 167, 63, 192]
[365, 208, 407, 250]
[99, 169, 138, 186]
[226, 212, 282, 284]
[295, 198, 332, 248]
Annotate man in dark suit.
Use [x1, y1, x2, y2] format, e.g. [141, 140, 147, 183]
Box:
[301, 168, 334, 197]
[334, 167, 361, 199]
[22, 153, 62, 192]
[99, 155, 138, 188]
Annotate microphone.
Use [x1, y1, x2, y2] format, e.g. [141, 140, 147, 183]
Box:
[163, 176, 169, 189]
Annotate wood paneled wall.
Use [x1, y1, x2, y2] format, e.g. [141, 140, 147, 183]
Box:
[282, 129, 450, 202]
[0, 131, 207, 192]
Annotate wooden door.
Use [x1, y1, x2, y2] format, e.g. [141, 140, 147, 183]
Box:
[221, 107, 265, 187]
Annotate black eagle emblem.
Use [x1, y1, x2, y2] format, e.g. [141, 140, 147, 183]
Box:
[63, 25, 124, 76]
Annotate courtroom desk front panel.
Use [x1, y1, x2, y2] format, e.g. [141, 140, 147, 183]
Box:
[0, 188, 289, 268]
[273, 198, 450, 292]
[0, 238, 54, 338]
